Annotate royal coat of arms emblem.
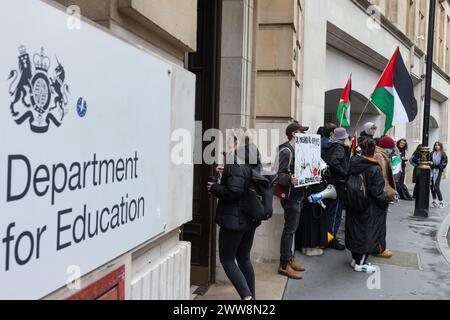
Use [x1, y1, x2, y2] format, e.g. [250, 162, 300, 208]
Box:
[8, 45, 70, 133]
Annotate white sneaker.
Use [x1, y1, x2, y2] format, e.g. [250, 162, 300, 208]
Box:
[354, 264, 377, 273]
[439, 201, 445, 209]
[432, 201, 438, 208]
[306, 247, 324, 256]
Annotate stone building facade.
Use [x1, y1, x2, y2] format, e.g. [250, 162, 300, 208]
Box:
[29, 0, 450, 298]
[215, 0, 450, 278]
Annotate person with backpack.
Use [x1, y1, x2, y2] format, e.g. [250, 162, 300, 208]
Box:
[322, 127, 351, 251]
[345, 138, 389, 273]
[430, 141, 448, 208]
[208, 128, 261, 300]
[276, 122, 308, 279]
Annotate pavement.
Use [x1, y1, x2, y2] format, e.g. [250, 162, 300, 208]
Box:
[196, 180, 450, 300]
[284, 179, 450, 300]
[196, 261, 287, 300]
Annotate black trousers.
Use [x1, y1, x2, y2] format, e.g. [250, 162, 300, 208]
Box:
[351, 252, 368, 266]
[219, 227, 256, 299]
[431, 172, 443, 201]
[397, 166, 413, 200]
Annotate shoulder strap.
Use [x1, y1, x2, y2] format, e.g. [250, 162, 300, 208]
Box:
[280, 146, 293, 173]
[360, 172, 367, 197]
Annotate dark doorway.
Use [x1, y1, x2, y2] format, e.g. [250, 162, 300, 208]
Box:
[181, 0, 222, 287]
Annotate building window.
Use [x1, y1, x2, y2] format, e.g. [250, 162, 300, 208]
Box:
[446, 16, 450, 73]
[437, 5, 445, 67]
[385, 0, 398, 24]
[407, 0, 416, 40]
[418, 0, 427, 50]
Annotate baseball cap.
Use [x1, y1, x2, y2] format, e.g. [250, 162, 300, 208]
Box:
[286, 122, 309, 137]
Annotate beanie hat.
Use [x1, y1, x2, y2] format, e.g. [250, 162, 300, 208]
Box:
[378, 135, 395, 149]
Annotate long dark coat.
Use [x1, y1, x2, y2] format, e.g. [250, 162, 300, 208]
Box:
[345, 156, 389, 255]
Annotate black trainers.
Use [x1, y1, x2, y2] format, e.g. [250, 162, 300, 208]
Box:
[328, 239, 346, 251]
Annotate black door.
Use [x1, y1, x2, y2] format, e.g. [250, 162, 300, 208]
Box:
[181, 0, 222, 287]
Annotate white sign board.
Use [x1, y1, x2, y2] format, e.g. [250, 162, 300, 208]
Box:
[294, 134, 323, 187]
[0, 0, 171, 299]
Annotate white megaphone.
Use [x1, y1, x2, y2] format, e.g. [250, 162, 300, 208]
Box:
[307, 185, 337, 209]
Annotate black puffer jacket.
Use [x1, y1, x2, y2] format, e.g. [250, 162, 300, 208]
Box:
[323, 140, 350, 197]
[345, 156, 389, 255]
[211, 144, 261, 231]
[430, 152, 448, 172]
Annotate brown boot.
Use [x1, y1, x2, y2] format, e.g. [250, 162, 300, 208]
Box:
[289, 259, 305, 272]
[278, 264, 303, 279]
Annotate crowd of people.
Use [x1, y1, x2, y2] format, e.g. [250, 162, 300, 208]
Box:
[207, 122, 448, 300]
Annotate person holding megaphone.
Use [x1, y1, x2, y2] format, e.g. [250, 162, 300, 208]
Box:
[322, 127, 352, 251]
[294, 127, 333, 257]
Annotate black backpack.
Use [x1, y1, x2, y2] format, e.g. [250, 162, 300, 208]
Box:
[241, 167, 277, 223]
[345, 172, 369, 211]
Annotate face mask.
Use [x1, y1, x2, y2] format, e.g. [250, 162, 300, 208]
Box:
[385, 148, 394, 155]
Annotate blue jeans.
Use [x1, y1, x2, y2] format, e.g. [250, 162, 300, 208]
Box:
[327, 198, 343, 237]
[280, 198, 303, 268]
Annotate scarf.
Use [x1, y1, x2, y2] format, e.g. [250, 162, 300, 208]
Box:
[431, 152, 442, 184]
[363, 122, 375, 136]
[329, 137, 344, 145]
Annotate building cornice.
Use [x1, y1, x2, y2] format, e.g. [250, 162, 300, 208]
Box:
[351, 0, 450, 84]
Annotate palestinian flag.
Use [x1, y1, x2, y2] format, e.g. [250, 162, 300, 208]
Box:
[351, 132, 358, 156]
[371, 47, 417, 134]
[391, 154, 402, 175]
[336, 76, 352, 127]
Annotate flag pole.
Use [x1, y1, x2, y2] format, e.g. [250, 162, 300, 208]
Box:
[414, 0, 436, 218]
[352, 98, 371, 136]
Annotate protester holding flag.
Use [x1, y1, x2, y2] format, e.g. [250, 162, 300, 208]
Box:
[356, 122, 378, 152]
[396, 139, 413, 200]
[358, 122, 378, 141]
